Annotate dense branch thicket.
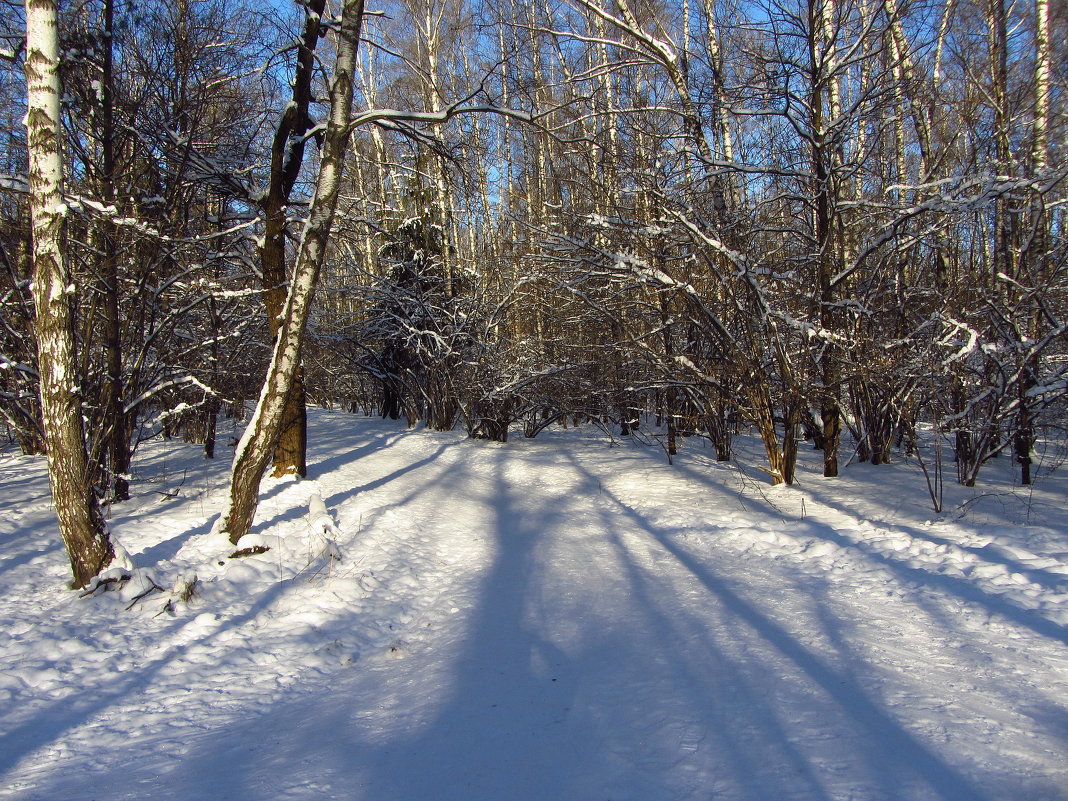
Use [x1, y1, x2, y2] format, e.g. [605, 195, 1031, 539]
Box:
[2, 0, 1065, 534]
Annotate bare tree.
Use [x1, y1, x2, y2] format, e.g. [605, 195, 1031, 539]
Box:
[258, 0, 328, 479]
[217, 0, 366, 546]
[23, 0, 113, 587]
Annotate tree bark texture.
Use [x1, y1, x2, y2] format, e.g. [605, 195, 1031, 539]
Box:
[24, 0, 114, 587]
[99, 0, 130, 501]
[219, 0, 365, 545]
[809, 0, 842, 478]
[259, 0, 326, 479]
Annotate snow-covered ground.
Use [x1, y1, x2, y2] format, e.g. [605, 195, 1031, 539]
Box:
[1, 410, 1067, 801]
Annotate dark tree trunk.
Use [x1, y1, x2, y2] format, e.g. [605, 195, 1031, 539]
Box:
[99, 0, 129, 501]
[219, 0, 365, 545]
[257, 0, 326, 479]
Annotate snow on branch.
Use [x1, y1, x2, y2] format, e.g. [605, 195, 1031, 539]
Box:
[66, 195, 258, 245]
[350, 102, 536, 132]
[125, 375, 216, 417]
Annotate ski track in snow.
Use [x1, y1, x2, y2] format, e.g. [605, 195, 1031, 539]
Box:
[0, 411, 1066, 801]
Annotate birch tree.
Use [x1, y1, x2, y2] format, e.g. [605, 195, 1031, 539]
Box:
[217, 0, 365, 546]
[258, 0, 328, 480]
[23, 0, 114, 587]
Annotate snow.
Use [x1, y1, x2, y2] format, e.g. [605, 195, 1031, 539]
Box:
[1, 409, 1067, 801]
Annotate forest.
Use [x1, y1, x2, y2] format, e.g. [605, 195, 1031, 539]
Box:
[1, 0, 1065, 588]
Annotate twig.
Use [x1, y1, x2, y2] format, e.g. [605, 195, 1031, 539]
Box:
[125, 579, 166, 611]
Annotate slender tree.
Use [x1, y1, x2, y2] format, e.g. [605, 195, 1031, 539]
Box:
[218, 0, 365, 546]
[97, 0, 129, 501]
[259, 0, 328, 479]
[24, 0, 113, 587]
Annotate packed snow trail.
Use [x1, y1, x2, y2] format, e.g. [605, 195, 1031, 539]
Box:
[1, 412, 1066, 800]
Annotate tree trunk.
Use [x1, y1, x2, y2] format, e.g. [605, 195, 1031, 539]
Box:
[810, 0, 842, 478]
[659, 292, 677, 460]
[99, 0, 129, 501]
[258, 0, 326, 479]
[1014, 0, 1051, 486]
[24, 0, 114, 588]
[217, 0, 365, 545]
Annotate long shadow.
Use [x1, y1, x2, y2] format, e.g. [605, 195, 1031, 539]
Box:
[563, 451, 991, 801]
[246, 493, 319, 538]
[22, 449, 500, 801]
[0, 473, 47, 497]
[323, 440, 459, 513]
[574, 468, 836, 799]
[348, 457, 592, 801]
[0, 536, 322, 785]
[177, 429, 423, 540]
[671, 456, 790, 521]
[800, 481, 1068, 591]
[39, 451, 571, 799]
[0, 548, 53, 577]
[0, 422, 420, 788]
[2, 430, 1028, 800]
[307, 426, 413, 479]
[135, 516, 216, 566]
[669, 450, 1068, 644]
[0, 524, 62, 575]
[0, 469, 59, 576]
[0, 424, 413, 783]
[134, 448, 594, 801]
[780, 512, 1068, 646]
[0, 613, 199, 779]
[143, 445, 832, 799]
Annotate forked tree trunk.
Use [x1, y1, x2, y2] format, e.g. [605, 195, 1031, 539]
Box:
[258, 0, 327, 479]
[24, 0, 114, 587]
[749, 383, 799, 485]
[217, 0, 365, 545]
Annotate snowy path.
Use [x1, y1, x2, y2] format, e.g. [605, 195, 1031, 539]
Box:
[1, 413, 1067, 800]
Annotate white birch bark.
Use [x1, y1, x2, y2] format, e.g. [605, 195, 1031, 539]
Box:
[24, 0, 114, 587]
[700, 0, 737, 198]
[884, 0, 933, 180]
[1033, 0, 1050, 172]
[217, 0, 365, 545]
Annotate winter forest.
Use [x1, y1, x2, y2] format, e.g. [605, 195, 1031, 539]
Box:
[1, 0, 1065, 582]
[2, 0, 1068, 797]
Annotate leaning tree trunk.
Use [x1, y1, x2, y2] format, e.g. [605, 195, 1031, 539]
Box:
[217, 0, 365, 545]
[259, 0, 327, 479]
[24, 0, 113, 587]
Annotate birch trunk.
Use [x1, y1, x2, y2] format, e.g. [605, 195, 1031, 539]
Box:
[700, 0, 738, 207]
[218, 0, 365, 545]
[259, 0, 327, 479]
[24, 0, 114, 587]
[1032, 0, 1050, 173]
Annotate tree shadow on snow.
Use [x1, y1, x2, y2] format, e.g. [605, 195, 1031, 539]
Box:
[790, 483, 1068, 645]
[87, 451, 601, 801]
[307, 423, 415, 479]
[557, 450, 993, 801]
[336, 456, 598, 801]
[0, 433, 1012, 801]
